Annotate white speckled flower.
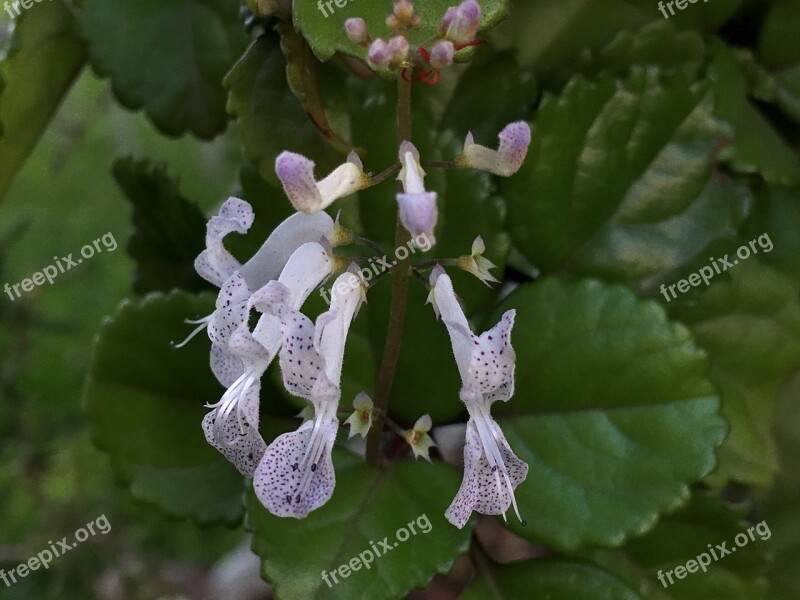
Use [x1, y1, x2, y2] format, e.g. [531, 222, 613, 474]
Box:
[457, 121, 531, 177]
[180, 197, 333, 387]
[253, 269, 366, 518]
[428, 266, 528, 528]
[275, 151, 370, 214]
[201, 242, 333, 477]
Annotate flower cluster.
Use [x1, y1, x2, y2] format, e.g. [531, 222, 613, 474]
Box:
[181, 0, 532, 528]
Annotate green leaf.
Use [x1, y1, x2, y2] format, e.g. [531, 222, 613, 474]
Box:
[113, 158, 212, 295]
[0, 0, 86, 203]
[710, 41, 800, 186]
[758, 0, 800, 70]
[294, 0, 510, 63]
[623, 492, 770, 600]
[248, 457, 470, 600]
[84, 292, 246, 526]
[440, 51, 539, 143]
[568, 20, 705, 84]
[502, 69, 751, 289]
[225, 33, 343, 188]
[463, 559, 642, 600]
[490, 278, 725, 551]
[671, 260, 800, 487]
[279, 23, 352, 155]
[490, 0, 650, 72]
[80, 0, 248, 138]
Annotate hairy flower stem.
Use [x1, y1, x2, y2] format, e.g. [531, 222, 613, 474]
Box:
[366, 76, 413, 467]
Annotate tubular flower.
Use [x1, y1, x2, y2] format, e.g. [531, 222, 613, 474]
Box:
[428, 267, 528, 528]
[253, 269, 366, 518]
[457, 121, 532, 177]
[397, 141, 438, 245]
[182, 197, 334, 386]
[201, 242, 334, 477]
[275, 151, 370, 214]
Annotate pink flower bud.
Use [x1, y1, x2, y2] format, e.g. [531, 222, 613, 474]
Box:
[446, 0, 481, 45]
[430, 40, 455, 69]
[388, 35, 410, 65]
[344, 18, 369, 45]
[439, 7, 457, 37]
[367, 38, 392, 69]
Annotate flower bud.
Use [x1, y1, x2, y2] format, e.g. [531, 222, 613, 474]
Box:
[445, 0, 481, 45]
[430, 40, 455, 69]
[388, 35, 410, 66]
[344, 18, 370, 45]
[367, 38, 392, 70]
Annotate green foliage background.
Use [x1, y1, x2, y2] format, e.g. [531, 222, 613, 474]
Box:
[1, 0, 799, 598]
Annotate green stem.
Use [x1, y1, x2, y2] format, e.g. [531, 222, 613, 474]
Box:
[366, 75, 413, 467]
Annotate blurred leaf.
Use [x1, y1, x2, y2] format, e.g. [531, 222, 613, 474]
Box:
[225, 33, 343, 188]
[502, 69, 751, 290]
[568, 20, 705, 84]
[248, 457, 469, 599]
[757, 0, 800, 70]
[113, 158, 212, 295]
[279, 23, 351, 154]
[294, 0, 509, 63]
[710, 41, 800, 186]
[490, 0, 650, 72]
[80, 0, 248, 138]
[440, 51, 539, 142]
[84, 292, 246, 526]
[621, 492, 770, 600]
[463, 559, 642, 600]
[764, 494, 800, 599]
[490, 278, 725, 550]
[672, 261, 800, 487]
[0, 0, 86, 203]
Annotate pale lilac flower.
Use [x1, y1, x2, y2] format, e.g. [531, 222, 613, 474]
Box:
[457, 122, 532, 177]
[428, 267, 528, 528]
[201, 242, 334, 476]
[397, 141, 438, 246]
[253, 269, 366, 518]
[275, 151, 369, 214]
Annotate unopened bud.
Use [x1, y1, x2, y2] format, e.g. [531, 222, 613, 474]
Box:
[430, 41, 455, 69]
[367, 38, 392, 70]
[344, 18, 370, 45]
[445, 0, 481, 45]
[388, 35, 410, 66]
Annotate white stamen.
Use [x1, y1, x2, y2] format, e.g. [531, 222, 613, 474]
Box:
[173, 314, 213, 348]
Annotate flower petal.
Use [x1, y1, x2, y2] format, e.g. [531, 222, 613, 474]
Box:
[202, 376, 266, 477]
[195, 197, 254, 287]
[238, 212, 334, 291]
[254, 418, 338, 518]
[276, 152, 367, 214]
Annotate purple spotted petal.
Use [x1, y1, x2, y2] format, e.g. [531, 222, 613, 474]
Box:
[202, 377, 266, 477]
[253, 418, 338, 518]
[445, 418, 528, 528]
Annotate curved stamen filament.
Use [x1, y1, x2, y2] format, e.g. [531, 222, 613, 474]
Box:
[173, 314, 213, 348]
